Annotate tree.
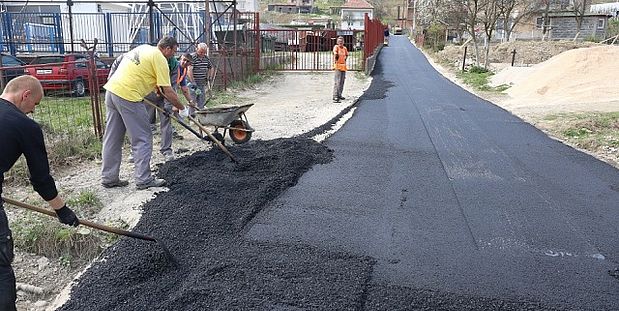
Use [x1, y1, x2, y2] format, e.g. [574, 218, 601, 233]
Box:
[572, 0, 589, 40]
[481, 0, 501, 67]
[497, 0, 540, 41]
[463, 0, 487, 66]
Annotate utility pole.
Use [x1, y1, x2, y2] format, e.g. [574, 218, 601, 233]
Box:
[204, 0, 211, 55]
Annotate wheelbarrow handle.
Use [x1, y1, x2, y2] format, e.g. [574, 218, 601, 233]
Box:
[1, 197, 156, 242]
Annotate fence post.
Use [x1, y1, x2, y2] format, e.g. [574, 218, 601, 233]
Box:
[53, 13, 65, 54]
[462, 46, 467, 72]
[84, 42, 103, 139]
[3, 12, 16, 55]
[67, 0, 75, 53]
[148, 0, 155, 44]
[511, 48, 516, 66]
[364, 13, 369, 68]
[105, 13, 113, 57]
[254, 12, 260, 72]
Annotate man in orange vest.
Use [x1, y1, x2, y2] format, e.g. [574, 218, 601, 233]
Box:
[332, 36, 348, 103]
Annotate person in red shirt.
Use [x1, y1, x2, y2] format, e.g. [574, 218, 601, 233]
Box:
[332, 36, 348, 103]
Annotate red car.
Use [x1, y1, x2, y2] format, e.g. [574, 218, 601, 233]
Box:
[26, 54, 110, 96]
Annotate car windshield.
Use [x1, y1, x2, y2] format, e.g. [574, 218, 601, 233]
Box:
[31, 56, 65, 65]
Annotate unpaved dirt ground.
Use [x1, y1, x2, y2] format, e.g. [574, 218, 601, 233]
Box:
[3, 71, 370, 311]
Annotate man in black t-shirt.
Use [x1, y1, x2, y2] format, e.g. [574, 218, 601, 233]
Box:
[0, 76, 79, 311]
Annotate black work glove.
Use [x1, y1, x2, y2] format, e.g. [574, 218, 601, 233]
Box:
[55, 205, 79, 227]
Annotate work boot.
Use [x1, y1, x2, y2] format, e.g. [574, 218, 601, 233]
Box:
[136, 178, 166, 190]
[102, 179, 129, 188]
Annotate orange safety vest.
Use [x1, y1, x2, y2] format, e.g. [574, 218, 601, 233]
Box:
[333, 45, 348, 72]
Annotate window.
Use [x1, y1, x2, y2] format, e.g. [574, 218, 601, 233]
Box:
[536, 17, 544, 29]
[74, 57, 87, 68]
[597, 19, 605, 29]
[2, 55, 23, 66]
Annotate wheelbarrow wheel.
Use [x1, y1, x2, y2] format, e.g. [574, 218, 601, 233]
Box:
[229, 120, 252, 144]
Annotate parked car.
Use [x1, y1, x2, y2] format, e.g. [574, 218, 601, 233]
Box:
[393, 26, 403, 35]
[0, 53, 27, 85]
[26, 54, 110, 96]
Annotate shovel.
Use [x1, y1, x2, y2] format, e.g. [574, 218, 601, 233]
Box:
[143, 98, 237, 163]
[2, 197, 176, 265]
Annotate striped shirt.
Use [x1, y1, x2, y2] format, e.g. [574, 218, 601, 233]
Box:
[190, 53, 213, 86]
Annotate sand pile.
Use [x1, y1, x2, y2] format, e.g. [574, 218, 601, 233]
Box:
[506, 45, 619, 107]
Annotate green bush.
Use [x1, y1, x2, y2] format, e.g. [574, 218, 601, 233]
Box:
[425, 23, 447, 52]
[468, 65, 489, 74]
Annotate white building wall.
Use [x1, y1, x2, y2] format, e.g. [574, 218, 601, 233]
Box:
[340, 8, 373, 30]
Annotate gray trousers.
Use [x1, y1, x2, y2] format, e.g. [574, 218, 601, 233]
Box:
[101, 91, 154, 185]
[144, 93, 174, 156]
[333, 70, 346, 99]
[192, 84, 207, 109]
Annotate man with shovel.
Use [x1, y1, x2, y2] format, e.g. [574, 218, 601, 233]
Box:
[101, 36, 190, 190]
[0, 76, 79, 311]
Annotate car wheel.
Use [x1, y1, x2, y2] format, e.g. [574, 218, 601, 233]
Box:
[73, 79, 86, 97]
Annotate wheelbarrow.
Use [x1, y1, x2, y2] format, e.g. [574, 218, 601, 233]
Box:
[194, 104, 254, 144]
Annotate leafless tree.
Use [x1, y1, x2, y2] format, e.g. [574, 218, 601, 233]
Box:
[572, 0, 589, 40]
[463, 0, 488, 66]
[481, 0, 502, 67]
[497, 0, 540, 41]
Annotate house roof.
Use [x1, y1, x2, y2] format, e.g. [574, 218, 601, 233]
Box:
[341, 0, 374, 9]
[548, 11, 613, 17]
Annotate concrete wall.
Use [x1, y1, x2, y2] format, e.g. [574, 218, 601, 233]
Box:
[550, 16, 609, 40]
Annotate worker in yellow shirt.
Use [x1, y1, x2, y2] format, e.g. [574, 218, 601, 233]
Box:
[332, 36, 348, 103]
[101, 36, 189, 190]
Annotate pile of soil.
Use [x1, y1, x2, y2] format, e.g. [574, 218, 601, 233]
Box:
[436, 40, 597, 67]
[506, 45, 619, 106]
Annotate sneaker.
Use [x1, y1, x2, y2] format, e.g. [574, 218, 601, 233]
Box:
[333, 98, 341, 103]
[136, 178, 166, 190]
[164, 153, 176, 162]
[339, 96, 346, 100]
[102, 179, 129, 188]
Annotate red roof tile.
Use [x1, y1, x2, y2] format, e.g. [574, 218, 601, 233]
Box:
[341, 0, 374, 9]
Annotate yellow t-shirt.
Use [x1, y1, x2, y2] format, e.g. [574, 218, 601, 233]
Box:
[104, 45, 171, 102]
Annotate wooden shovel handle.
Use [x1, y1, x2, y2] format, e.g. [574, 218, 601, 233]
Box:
[2, 197, 156, 242]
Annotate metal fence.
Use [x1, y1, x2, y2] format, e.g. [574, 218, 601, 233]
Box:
[254, 29, 364, 71]
[0, 11, 206, 56]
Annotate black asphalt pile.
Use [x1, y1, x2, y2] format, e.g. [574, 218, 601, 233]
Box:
[359, 60, 393, 101]
[59, 138, 375, 310]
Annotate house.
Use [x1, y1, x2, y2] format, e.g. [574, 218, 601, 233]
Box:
[546, 11, 614, 40]
[590, 2, 619, 17]
[335, 0, 374, 30]
[236, 0, 260, 12]
[267, 0, 315, 14]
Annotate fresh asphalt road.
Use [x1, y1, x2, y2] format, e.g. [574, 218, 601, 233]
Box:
[248, 35, 619, 309]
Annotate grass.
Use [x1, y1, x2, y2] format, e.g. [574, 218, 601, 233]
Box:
[456, 67, 510, 93]
[542, 112, 619, 151]
[538, 112, 619, 166]
[8, 190, 123, 267]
